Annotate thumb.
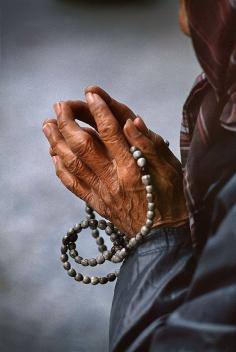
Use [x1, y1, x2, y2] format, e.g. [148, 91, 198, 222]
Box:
[123, 119, 159, 165]
[134, 116, 164, 148]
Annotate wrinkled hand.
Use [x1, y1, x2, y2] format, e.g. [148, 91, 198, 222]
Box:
[42, 86, 188, 237]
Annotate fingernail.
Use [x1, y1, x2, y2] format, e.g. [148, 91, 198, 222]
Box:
[54, 102, 61, 116]
[136, 115, 144, 124]
[43, 119, 51, 126]
[125, 119, 142, 138]
[135, 115, 149, 134]
[43, 124, 51, 138]
[85, 92, 95, 104]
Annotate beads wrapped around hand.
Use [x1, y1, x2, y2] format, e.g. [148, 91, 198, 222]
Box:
[60, 146, 156, 285]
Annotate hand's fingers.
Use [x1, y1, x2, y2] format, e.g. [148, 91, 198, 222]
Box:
[52, 155, 93, 203]
[134, 117, 182, 172]
[62, 100, 97, 129]
[42, 118, 57, 127]
[54, 103, 112, 175]
[123, 119, 169, 176]
[54, 102, 82, 139]
[49, 147, 56, 156]
[85, 92, 131, 167]
[62, 85, 136, 131]
[134, 115, 149, 135]
[43, 122, 100, 190]
[85, 85, 137, 125]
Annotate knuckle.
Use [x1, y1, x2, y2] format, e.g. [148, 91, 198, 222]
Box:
[101, 124, 120, 142]
[51, 138, 62, 154]
[58, 119, 68, 132]
[71, 133, 94, 156]
[66, 156, 83, 175]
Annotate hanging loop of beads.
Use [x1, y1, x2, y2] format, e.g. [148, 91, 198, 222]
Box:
[60, 146, 156, 285]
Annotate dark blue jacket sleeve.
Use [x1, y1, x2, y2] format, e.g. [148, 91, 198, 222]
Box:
[109, 173, 236, 352]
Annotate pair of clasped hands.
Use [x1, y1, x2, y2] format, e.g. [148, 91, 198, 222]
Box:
[42, 86, 188, 237]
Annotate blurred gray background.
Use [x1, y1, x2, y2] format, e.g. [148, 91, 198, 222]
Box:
[0, 0, 199, 351]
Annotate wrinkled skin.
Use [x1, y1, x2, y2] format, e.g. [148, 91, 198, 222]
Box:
[42, 86, 188, 238]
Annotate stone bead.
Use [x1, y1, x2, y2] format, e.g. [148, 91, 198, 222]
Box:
[112, 255, 120, 263]
[86, 213, 95, 220]
[129, 238, 137, 248]
[60, 254, 68, 263]
[68, 243, 76, 250]
[130, 146, 137, 153]
[89, 258, 97, 267]
[103, 251, 112, 260]
[75, 256, 83, 264]
[96, 255, 105, 265]
[120, 248, 127, 257]
[89, 219, 98, 229]
[105, 226, 113, 235]
[141, 225, 149, 236]
[69, 233, 78, 243]
[98, 220, 107, 230]
[142, 174, 151, 185]
[133, 150, 142, 159]
[62, 234, 70, 245]
[81, 259, 89, 266]
[113, 244, 122, 252]
[75, 273, 83, 282]
[67, 228, 75, 236]
[116, 250, 121, 257]
[136, 233, 143, 242]
[137, 158, 146, 168]
[164, 139, 170, 147]
[91, 229, 99, 238]
[148, 202, 155, 211]
[69, 249, 78, 258]
[146, 193, 153, 202]
[107, 222, 114, 230]
[146, 185, 153, 193]
[107, 273, 116, 282]
[85, 206, 93, 214]
[73, 223, 82, 233]
[63, 262, 71, 270]
[98, 244, 107, 253]
[68, 268, 76, 277]
[110, 246, 116, 254]
[96, 237, 104, 246]
[147, 211, 155, 219]
[81, 220, 89, 229]
[91, 276, 99, 285]
[146, 219, 154, 227]
[83, 276, 91, 284]
[99, 277, 108, 285]
[61, 245, 67, 254]
[110, 233, 118, 242]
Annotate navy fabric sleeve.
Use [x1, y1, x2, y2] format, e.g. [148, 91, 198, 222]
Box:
[109, 226, 194, 352]
[109, 173, 236, 352]
[150, 176, 236, 352]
